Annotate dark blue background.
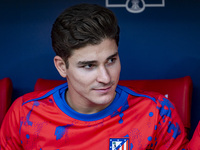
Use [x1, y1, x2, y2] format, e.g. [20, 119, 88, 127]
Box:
[0, 0, 199, 139]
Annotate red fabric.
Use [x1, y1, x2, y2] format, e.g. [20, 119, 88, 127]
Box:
[187, 121, 200, 149]
[0, 78, 12, 127]
[34, 76, 193, 134]
[1, 84, 189, 149]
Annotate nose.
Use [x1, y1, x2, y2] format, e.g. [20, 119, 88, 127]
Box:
[96, 66, 111, 84]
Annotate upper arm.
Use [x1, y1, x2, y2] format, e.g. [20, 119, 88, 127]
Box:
[0, 98, 23, 150]
[154, 95, 189, 149]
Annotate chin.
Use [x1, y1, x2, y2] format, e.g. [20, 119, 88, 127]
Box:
[96, 93, 115, 105]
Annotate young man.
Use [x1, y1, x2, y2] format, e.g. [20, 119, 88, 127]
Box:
[0, 3, 191, 149]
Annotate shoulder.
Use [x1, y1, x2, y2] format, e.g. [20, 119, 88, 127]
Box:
[21, 82, 68, 105]
[21, 90, 53, 104]
[118, 85, 168, 105]
[118, 85, 176, 117]
[6, 90, 51, 115]
[8, 82, 68, 114]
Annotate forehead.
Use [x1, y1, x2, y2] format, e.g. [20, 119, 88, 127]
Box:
[69, 39, 118, 62]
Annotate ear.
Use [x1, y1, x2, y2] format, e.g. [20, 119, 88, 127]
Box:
[54, 56, 68, 78]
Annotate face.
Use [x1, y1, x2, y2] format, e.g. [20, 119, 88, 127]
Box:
[65, 39, 121, 113]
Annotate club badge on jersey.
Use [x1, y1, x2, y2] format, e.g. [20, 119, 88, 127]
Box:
[109, 138, 130, 150]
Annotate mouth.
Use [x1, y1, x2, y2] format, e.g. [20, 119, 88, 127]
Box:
[93, 85, 113, 94]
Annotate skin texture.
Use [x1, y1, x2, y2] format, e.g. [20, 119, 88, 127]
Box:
[54, 39, 121, 114]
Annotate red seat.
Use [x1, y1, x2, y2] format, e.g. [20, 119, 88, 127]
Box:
[0, 78, 13, 127]
[34, 76, 193, 134]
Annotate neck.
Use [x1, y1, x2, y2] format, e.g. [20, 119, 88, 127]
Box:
[65, 90, 114, 114]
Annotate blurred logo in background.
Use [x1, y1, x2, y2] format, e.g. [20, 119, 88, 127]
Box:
[106, 0, 165, 13]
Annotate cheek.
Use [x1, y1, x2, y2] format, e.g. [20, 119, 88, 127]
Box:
[68, 70, 96, 87]
[111, 63, 121, 78]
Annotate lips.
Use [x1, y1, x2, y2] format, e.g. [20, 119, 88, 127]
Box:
[93, 85, 112, 94]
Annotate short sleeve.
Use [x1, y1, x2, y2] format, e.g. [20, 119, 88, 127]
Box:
[0, 97, 24, 150]
[154, 95, 189, 149]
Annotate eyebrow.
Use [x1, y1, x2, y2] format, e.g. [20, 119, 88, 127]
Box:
[77, 52, 118, 66]
[106, 52, 118, 61]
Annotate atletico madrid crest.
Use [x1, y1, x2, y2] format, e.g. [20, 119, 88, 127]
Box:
[109, 138, 130, 150]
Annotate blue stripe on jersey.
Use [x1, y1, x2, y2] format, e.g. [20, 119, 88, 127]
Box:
[22, 83, 68, 105]
[117, 85, 157, 104]
[53, 84, 129, 121]
[21, 83, 157, 121]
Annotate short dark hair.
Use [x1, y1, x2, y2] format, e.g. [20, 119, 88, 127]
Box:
[51, 3, 120, 68]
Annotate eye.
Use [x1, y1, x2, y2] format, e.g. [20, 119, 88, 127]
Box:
[83, 64, 95, 69]
[107, 58, 116, 65]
